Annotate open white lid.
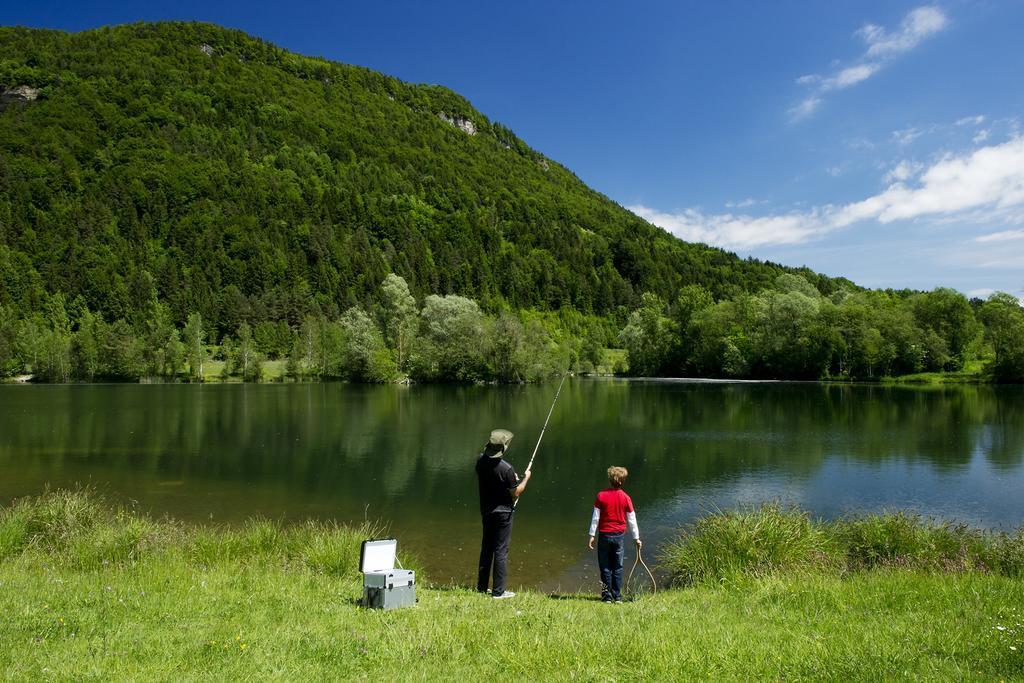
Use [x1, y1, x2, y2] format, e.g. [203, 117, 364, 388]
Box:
[360, 538, 397, 573]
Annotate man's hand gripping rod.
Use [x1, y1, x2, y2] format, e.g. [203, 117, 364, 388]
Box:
[513, 371, 568, 509]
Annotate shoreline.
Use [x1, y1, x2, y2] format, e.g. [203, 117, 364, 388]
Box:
[0, 370, 1005, 386]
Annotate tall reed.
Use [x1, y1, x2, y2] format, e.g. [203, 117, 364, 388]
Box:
[661, 504, 1024, 586]
[0, 489, 396, 577]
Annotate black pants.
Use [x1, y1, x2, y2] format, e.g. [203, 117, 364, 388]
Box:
[477, 510, 513, 595]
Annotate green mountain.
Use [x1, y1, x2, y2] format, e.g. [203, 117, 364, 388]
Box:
[0, 21, 845, 336]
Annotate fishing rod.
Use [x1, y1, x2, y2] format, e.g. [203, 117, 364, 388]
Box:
[513, 371, 568, 509]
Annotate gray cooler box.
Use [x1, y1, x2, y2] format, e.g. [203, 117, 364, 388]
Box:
[360, 538, 416, 610]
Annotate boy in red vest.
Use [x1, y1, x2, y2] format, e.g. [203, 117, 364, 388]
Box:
[587, 466, 641, 603]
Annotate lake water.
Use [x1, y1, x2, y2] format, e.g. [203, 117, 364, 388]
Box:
[1, 380, 1022, 591]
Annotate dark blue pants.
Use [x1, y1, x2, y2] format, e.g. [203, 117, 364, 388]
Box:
[478, 510, 513, 596]
[597, 532, 625, 600]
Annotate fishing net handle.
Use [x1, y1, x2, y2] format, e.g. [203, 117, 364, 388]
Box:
[627, 546, 658, 596]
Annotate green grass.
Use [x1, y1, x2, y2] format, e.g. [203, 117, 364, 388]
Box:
[201, 359, 288, 383]
[2, 492, 1022, 680]
[884, 359, 990, 385]
[661, 505, 1024, 585]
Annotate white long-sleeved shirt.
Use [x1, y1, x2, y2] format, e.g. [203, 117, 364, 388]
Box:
[589, 507, 640, 540]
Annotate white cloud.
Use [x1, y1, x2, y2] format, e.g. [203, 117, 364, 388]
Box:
[632, 137, 1024, 250]
[941, 238, 1024, 271]
[822, 64, 880, 90]
[967, 288, 995, 299]
[884, 160, 923, 183]
[860, 7, 948, 57]
[793, 6, 948, 121]
[726, 198, 760, 209]
[892, 126, 926, 146]
[846, 137, 877, 151]
[975, 229, 1024, 243]
[789, 96, 822, 121]
[956, 115, 986, 127]
[628, 206, 830, 250]
[880, 115, 994, 150]
[835, 137, 1024, 224]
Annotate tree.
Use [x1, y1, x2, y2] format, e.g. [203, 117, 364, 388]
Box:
[219, 336, 236, 381]
[753, 289, 823, 378]
[164, 329, 184, 379]
[0, 305, 19, 377]
[36, 294, 72, 382]
[183, 312, 205, 381]
[339, 306, 395, 382]
[380, 273, 418, 372]
[979, 292, 1024, 382]
[516, 318, 566, 382]
[671, 284, 714, 373]
[101, 319, 145, 380]
[236, 322, 262, 382]
[774, 273, 820, 298]
[857, 327, 894, 379]
[254, 320, 292, 359]
[579, 332, 603, 374]
[299, 316, 319, 375]
[490, 311, 525, 382]
[689, 297, 755, 378]
[71, 308, 101, 381]
[412, 294, 487, 381]
[16, 317, 45, 376]
[285, 336, 304, 381]
[315, 318, 346, 378]
[143, 302, 176, 377]
[911, 288, 982, 370]
[618, 293, 676, 376]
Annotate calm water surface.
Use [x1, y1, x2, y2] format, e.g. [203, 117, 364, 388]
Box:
[1, 380, 1022, 590]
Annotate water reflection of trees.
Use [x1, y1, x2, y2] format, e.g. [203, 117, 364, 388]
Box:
[0, 382, 1022, 522]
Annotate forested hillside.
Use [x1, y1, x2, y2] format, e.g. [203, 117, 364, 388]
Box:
[1, 22, 1021, 383]
[0, 21, 826, 330]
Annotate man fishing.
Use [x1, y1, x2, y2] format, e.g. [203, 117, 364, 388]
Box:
[475, 428, 531, 599]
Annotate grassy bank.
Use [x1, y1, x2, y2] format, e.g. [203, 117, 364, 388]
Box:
[883, 360, 991, 385]
[2, 492, 1022, 680]
[662, 504, 1024, 585]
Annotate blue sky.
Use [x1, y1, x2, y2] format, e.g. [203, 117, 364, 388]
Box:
[3, 1, 1023, 297]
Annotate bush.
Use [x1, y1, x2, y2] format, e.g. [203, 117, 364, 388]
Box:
[985, 530, 1024, 577]
[660, 504, 837, 585]
[835, 513, 988, 571]
[0, 489, 163, 568]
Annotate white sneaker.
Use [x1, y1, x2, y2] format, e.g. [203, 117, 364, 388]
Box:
[492, 591, 515, 599]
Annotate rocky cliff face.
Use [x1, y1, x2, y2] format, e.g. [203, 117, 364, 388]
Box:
[0, 85, 40, 110]
[438, 112, 477, 135]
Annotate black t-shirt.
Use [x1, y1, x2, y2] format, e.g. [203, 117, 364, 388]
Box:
[476, 454, 520, 514]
